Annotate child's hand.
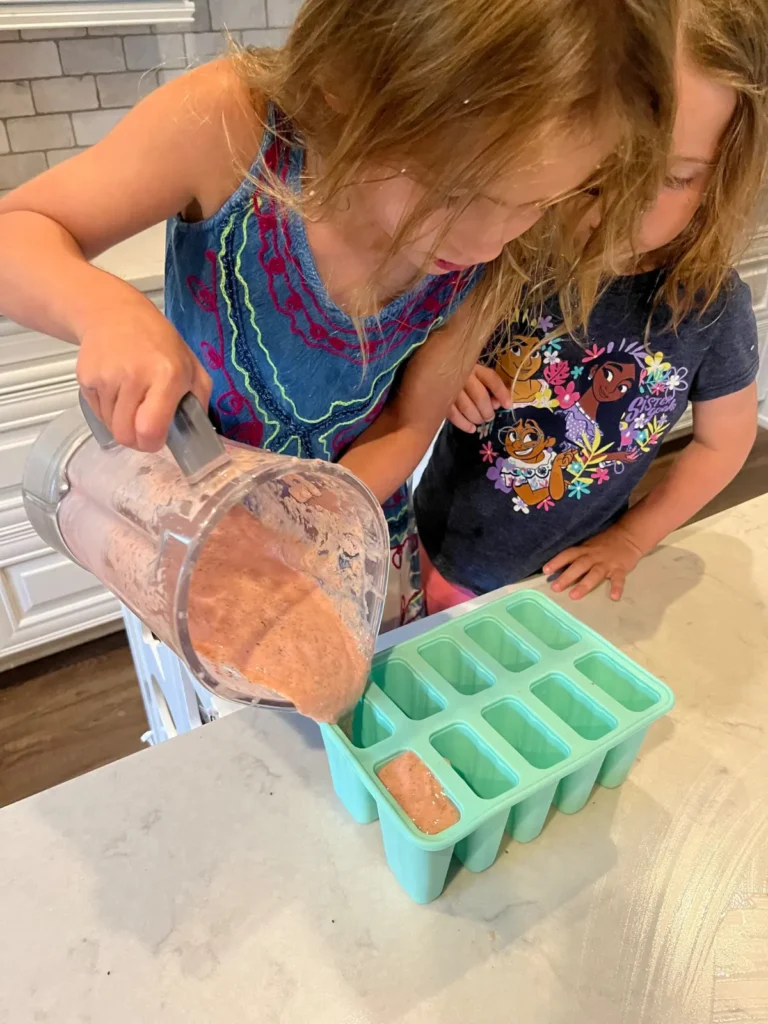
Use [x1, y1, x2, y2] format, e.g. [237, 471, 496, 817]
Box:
[449, 364, 513, 433]
[77, 302, 212, 452]
[543, 524, 645, 601]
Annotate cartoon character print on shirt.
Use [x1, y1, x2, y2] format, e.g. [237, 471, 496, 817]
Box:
[494, 419, 579, 505]
[495, 335, 546, 405]
[479, 310, 689, 514]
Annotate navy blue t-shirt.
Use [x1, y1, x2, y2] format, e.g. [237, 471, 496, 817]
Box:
[415, 270, 758, 594]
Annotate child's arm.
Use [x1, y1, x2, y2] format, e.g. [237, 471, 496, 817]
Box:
[340, 306, 501, 502]
[0, 60, 261, 450]
[544, 383, 758, 600]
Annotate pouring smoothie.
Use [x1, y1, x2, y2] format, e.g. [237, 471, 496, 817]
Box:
[188, 503, 370, 722]
[25, 403, 389, 721]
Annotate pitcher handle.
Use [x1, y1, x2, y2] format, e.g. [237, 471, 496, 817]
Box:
[79, 390, 229, 482]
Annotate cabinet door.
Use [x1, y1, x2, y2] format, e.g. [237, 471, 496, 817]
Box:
[0, 374, 79, 536]
[0, 295, 164, 663]
[0, 540, 120, 663]
[0, 326, 115, 663]
[0, 320, 76, 392]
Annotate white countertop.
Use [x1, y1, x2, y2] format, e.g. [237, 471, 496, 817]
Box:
[1, 495, 767, 1023]
[92, 223, 166, 292]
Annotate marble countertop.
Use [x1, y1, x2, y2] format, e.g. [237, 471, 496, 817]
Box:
[1, 495, 767, 1023]
[92, 223, 166, 293]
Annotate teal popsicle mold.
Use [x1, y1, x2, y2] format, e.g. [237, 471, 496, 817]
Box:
[320, 590, 674, 903]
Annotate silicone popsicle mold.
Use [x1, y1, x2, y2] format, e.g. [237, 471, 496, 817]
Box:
[321, 590, 674, 903]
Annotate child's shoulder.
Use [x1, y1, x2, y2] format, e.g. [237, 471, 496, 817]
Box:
[607, 267, 756, 349]
[694, 269, 755, 334]
[673, 269, 758, 402]
[172, 56, 266, 126]
[144, 58, 267, 220]
[187, 60, 265, 164]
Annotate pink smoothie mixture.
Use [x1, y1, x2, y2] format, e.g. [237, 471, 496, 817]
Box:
[377, 752, 460, 835]
[59, 442, 378, 722]
[188, 504, 370, 722]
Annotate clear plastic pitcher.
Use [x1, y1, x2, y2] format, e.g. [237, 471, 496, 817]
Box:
[22, 395, 389, 719]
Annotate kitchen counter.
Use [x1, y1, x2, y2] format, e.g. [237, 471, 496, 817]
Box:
[92, 222, 166, 292]
[1, 495, 767, 1023]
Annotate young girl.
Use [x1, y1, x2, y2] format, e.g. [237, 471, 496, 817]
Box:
[415, 0, 768, 610]
[0, 0, 675, 628]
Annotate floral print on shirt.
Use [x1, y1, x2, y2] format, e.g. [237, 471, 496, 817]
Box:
[481, 310, 688, 514]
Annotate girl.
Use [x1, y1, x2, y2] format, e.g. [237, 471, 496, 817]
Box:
[414, 0, 768, 610]
[0, 0, 675, 628]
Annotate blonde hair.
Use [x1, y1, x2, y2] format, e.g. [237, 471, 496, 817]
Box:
[230, 0, 677, 346]
[654, 0, 768, 321]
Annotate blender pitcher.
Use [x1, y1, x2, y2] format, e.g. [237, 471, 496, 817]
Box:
[22, 394, 389, 719]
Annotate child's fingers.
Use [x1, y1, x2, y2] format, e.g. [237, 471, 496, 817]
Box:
[543, 548, 580, 575]
[569, 565, 607, 600]
[103, 398, 120, 434]
[608, 570, 626, 601]
[464, 373, 496, 422]
[448, 403, 478, 433]
[192, 365, 213, 412]
[550, 555, 594, 593]
[475, 365, 513, 409]
[453, 390, 486, 426]
[135, 381, 184, 452]
[79, 386, 105, 429]
[87, 384, 117, 432]
[110, 380, 150, 449]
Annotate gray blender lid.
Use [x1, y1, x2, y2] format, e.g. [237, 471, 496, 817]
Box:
[22, 403, 91, 556]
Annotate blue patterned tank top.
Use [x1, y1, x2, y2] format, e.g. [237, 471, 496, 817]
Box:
[164, 104, 482, 626]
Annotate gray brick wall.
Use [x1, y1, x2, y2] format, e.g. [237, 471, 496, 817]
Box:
[0, 0, 294, 195]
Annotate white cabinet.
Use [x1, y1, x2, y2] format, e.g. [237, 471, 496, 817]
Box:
[0, 288, 163, 670]
[0, 550, 117, 658]
[0, 0, 194, 31]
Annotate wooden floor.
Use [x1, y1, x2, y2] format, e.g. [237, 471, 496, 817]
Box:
[0, 633, 146, 807]
[2, 428, 768, 809]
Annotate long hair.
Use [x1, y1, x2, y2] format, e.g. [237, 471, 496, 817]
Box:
[652, 0, 768, 321]
[229, 0, 677, 352]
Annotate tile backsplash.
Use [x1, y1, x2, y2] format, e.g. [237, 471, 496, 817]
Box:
[0, 0, 298, 194]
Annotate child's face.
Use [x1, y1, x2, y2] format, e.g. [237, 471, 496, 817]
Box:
[367, 124, 614, 273]
[633, 62, 736, 255]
